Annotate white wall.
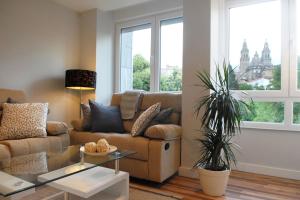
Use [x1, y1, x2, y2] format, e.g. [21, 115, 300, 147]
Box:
[0, 0, 80, 123]
[179, 0, 211, 178]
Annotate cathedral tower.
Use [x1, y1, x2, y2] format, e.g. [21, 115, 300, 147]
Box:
[240, 40, 250, 76]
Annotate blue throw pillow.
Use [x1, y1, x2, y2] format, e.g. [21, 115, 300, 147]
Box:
[89, 100, 125, 133]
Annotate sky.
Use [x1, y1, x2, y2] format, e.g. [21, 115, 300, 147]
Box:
[229, 0, 281, 67]
[131, 22, 183, 70]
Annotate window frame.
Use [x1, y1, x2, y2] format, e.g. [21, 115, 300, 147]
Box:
[224, 0, 300, 131]
[115, 10, 183, 93]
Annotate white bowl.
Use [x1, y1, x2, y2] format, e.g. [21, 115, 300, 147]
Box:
[80, 145, 117, 156]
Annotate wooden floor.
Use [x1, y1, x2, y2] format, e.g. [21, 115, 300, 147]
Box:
[131, 171, 300, 200]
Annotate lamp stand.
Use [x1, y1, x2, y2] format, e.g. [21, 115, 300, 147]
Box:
[80, 89, 82, 118]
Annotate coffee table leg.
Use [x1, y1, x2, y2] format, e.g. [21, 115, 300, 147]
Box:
[64, 192, 69, 200]
[115, 159, 119, 174]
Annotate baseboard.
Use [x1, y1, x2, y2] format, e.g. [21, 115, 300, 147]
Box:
[179, 163, 300, 180]
[178, 166, 198, 179]
[234, 162, 300, 180]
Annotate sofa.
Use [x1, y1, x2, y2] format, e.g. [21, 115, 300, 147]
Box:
[70, 93, 182, 183]
[0, 89, 70, 161]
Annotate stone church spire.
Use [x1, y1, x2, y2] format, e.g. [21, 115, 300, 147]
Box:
[240, 40, 250, 75]
[261, 41, 272, 66]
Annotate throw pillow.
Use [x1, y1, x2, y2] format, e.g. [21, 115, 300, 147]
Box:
[81, 103, 91, 131]
[89, 100, 125, 133]
[131, 102, 161, 137]
[0, 103, 48, 140]
[149, 107, 174, 126]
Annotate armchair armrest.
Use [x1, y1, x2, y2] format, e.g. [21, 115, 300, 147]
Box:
[46, 121, 68, 136]
[145, 124, 181, 140]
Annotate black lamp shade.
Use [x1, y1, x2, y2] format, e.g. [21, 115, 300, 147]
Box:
[65, 69, 96, 90]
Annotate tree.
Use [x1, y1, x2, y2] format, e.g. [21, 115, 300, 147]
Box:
[160, 67, 182, 91]
[228, 64, 239, 90]
[132, 54, 150, 91]
[132, 54, 182, 91]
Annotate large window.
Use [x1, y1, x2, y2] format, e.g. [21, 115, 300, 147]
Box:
[225, 0, 300, 130]
[116, 12, 183, 92]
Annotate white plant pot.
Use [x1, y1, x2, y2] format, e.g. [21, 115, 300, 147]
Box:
[197, 167, 231, 196]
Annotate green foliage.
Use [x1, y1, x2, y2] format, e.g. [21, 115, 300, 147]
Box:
[160, 67, 182, 91]
[132, 55, 150, 91]
[243, 102, 284, 123]
[132, 54, 182, 91]
[228, 64, 239, 90]
[267, 65, 281, 90]
[194, 62, 252, 171]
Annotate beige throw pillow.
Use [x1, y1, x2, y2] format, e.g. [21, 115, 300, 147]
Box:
[131, 102, 161, 137]
[0, 103, 48, 140]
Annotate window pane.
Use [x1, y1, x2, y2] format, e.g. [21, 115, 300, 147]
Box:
[160, 18, 183, 91]
[229, 1, 281, 90]
[120, 24, 151, 92]
[242, 102, 284, 123]
[297, 1, 300, 89]
[293, 102, 300, 124]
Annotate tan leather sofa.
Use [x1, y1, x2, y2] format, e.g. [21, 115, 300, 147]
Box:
[70, 93, 182, 183]
[0, 89, 70, 160]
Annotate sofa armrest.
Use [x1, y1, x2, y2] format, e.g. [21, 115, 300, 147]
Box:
[71, 119, 84, 131]
[46, 121, 68, 136]
[145, 124, 181, 140]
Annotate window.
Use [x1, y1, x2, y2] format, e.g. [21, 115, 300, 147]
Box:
[116, 12, 183, 92]
[224, 0, 300, 130]
[160, 18, 183, 92]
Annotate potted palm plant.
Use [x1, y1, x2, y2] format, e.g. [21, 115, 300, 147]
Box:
[194, 62, 251, 196]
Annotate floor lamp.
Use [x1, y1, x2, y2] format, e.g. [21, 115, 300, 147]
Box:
[65, 69, 96, 117]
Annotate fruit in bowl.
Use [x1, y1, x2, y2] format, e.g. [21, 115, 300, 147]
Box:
[97, 139, 110, 153]
[84, 142, 97, 153]
[82, 139, 117, 156]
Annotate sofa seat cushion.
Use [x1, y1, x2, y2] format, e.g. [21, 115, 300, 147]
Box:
[70, 131, 149, 161]
[0, 134, 70, 157]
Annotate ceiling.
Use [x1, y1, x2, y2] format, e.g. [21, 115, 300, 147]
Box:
[53, 0, 155, 12]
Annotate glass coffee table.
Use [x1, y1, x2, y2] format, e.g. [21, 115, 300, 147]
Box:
[0, 145, 135, 200]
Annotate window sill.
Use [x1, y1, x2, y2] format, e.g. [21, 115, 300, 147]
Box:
[241, 121, 300, 132]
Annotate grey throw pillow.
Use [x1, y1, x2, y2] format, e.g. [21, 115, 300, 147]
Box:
[149, 107, 174, 126]
[89, 100, 125, 133]
[81, 103, 91, 131]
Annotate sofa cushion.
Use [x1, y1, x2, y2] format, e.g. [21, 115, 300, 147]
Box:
[0, 134, 70, 157]
[0, 103, 48, 140]
[145, 124, 182, 140]
[69, 131, 149, 161]
[89, 100, 125, 133]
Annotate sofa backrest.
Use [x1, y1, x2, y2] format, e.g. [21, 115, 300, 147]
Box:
[0, 88, 26, 103]
[111, 92, 182, 132]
